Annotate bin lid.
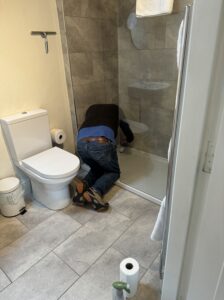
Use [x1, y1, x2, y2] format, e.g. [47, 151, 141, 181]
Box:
[0, 177, 20, 193]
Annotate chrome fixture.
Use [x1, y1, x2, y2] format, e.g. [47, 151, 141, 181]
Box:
[31, 31, 57, 54]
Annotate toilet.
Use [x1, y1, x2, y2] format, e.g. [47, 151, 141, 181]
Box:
[0, 109, 80, 210]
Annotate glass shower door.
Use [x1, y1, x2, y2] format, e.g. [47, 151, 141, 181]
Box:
[117, 1, 184, 202]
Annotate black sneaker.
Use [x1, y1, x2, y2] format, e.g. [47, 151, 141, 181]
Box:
[85, 188, 109, 212]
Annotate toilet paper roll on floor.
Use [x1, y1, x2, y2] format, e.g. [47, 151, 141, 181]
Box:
[50, 128, 66, 145]
[120, 258, 140, 298]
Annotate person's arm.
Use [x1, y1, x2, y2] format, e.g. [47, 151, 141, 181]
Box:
[119, 120, 134, 144]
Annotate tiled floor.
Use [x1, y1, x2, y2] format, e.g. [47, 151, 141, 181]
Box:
[0, 186, 161, 300]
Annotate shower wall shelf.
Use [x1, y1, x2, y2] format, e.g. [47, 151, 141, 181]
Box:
[31, 31, 57, 54]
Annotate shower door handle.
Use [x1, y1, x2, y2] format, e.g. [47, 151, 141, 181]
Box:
[159, 5, 192, 280]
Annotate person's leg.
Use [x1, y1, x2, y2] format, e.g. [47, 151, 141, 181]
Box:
[73, 141, 102, 205]
[84, 142, 120, 198]
[77, 141, 103, 187]
[77, 141, 120, 211]
[92, 150, 120, 196]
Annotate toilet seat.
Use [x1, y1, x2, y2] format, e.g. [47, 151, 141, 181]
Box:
[21, 147, 80, 179]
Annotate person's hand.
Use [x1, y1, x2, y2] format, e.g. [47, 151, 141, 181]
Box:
[120, 136, 128, 146]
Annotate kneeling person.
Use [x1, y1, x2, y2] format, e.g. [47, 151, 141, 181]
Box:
[73, 104, 133, 212]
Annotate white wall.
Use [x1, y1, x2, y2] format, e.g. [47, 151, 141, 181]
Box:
[0, 0, 74, 179]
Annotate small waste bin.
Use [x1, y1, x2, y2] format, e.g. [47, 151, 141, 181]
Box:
[0, 177, 26, 217]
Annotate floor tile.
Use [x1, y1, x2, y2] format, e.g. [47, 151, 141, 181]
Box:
[55, 210, 131, 275]
[60, 246, 147, 300]
[131, 255, 161, 300]
[0, 269, 10, 292]
[0, 215, 28, 250]
[0, 253, 78, 300]
[0, 213, 81, 281]
[109, 187, 158, 220]
[59, 248, 125, 300]
[17, 200, 56, 229]
[103, 185, 121, 202]
[63, 203, 97, 225]
[113, 207, 161, 269]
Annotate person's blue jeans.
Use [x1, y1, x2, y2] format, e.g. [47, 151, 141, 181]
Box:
[77, 140, 120, 196]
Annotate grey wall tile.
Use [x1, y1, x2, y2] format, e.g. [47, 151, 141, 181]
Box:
[118, 50, 143, 81]
[102, 19, 118, 51]
[63, 0, 88, 17]
[130, 18, 166, 50]
[65, 17, 103, 52]
[139, 50, 178, 81]
[153, 133, 171, 157]
[101, 0, 118, 20]
[117, 5, 182, 156]
[70, 52, 104, 85]
[130, 132, 155, 154]
[0, 253, 78, 300]
[64, 0, 118, 20]
[138, 106, 173, 157]
[0, 213, 81, 281]
[141, 107, 173, 137]
[165, 13, 184, 49]
[56, 3, 79, 138]
[88, 0, 118, 20]
[54, 210, 131, 275]
[74, 81, 106, 111]
[105, 79, 119, 104]
[118, 26, 135, 51]
[0, 216, 28, 250]
[75, 106, 86, 127]
[103, 52, 118, 80]
[118, 0, 136, 27]
[60, 0, 118, 131]
[0, 269, 10, 292]
[119, 93, 140, 122]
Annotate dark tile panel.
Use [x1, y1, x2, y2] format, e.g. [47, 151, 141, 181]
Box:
[65, 17, 103, 52]
[70, 52, 104, 85]
[63, 0, 118, 19]
[103, 51, 118, 80]
[102, 19, 118, 51]
[105, 79, 119, 104]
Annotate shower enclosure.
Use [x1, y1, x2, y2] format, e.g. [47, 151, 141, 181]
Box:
[56, 0, 186, 204]
[117, 2, 183, 202]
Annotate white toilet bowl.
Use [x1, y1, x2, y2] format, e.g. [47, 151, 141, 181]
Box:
[0, 109, 80, 211]
[19, 147, 80, 210]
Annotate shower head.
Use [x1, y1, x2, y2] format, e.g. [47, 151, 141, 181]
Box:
[127, 12, 137, 30]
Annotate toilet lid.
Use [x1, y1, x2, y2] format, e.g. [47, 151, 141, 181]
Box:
[21, 147, 80, 179]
